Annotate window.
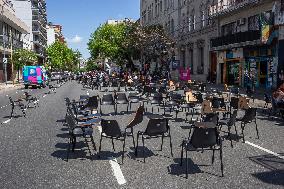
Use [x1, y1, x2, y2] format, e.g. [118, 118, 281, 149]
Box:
[201, 11, 205, 28]
[189, 49, 193, 74]
[221, 22, 236, 36]
[198, 47, 204, 74]
[248, 15, 260, 31]
[188, 17, 192, 31]
[193, 15, 196, 30]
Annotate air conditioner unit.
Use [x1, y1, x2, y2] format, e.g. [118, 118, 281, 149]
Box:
[237, 18, 246, 25]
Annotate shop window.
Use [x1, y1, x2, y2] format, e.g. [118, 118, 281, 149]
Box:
[197, 47, 204, 74]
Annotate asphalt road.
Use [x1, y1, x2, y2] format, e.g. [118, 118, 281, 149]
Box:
[0, 81, 283, 189]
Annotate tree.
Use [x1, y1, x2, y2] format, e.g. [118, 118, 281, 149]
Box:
[46, 41, 79, 72]
[12, 48, 37, 82]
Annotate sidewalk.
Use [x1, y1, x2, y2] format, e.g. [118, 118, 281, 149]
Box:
[0, 82, 23, 92]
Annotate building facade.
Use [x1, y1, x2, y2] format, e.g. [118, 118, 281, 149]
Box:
[140, 0, 218, 81]
[47, 23, 65, 46]
[11, 0, 47, 64]
[0, 0, 29, 82]
[210, 0, 283, 89]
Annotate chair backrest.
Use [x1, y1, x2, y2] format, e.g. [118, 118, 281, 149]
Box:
[228, 110, 238, 126]
[80, 95, 89, 100]
[102, 94, 114, 103]
[242, 108, 257, 123]
[85, 95, 99, 109]
[211, 97, 221, 109]
[116, 93, 128, 101]
[201, 100, 213, 114]
[238, 96, 250, 110]
[230, 97, 239, 109]
[101, 119, 122, 137]
[203, 113, 218, 125]
[126, 105, 144, 129]
[145, 118, 168, 136]
[190, 126, 218, 148]
[194, 93, 203, 103]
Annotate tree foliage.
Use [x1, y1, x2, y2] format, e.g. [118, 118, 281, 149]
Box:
[47, 41, 81, 71]
[88, 22, 174, 69]
[12, 48, 37, 69]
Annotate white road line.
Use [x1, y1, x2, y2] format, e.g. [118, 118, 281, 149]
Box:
[97, 126, 127, 185]
[245, 141, 284, 160]
[2, 119, 11, 124]
[108, 157, 127, 185]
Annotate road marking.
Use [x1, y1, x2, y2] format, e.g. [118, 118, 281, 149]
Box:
[246, 141, 284, 160]
[2, 119, 11, 124]
[108, 157, 127, 185]
[97, 126, 127, 185]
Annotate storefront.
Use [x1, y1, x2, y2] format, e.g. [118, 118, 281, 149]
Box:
[243, 45, 276, 89]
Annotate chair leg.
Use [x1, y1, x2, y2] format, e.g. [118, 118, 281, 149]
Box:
[255, 119, 259, 139]
[160, 135, 164, 151]
[90, 136, 97, 152]
[185, 150, 188, 179]
[169, 133, 173, 157]
[10, 107, 14, 119]
[180, 142, 184, 166]
[112, 138, 116, 151]
[122, 135, 126, 164]
[234, 123, 238, 138]
[72, 136, 76, 152]
[212, 148, 215, 164]
[126, 103, 129, 113]
[142, 135, 145, 163]
[228, 126, 233, 148]
[135, 133, 139, 156]
[98, 134, 103, 158]
[67, 137, 72, 162]
[241, 123, 245, 143]
[220, 145, 224, 177]
[131, 132, 136, 149]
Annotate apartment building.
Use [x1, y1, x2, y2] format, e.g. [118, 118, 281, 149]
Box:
[47, 23, 65, 46]
[209, 0, 283, 89]
[140, 0, 218, 81]
[11, 0, 47, 64]
[0, 0, 29, 82]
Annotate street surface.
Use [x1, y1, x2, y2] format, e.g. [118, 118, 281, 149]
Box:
[0, 81, 283, 188]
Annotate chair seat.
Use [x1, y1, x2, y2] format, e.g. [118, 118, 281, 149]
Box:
[102, 101, 114, 105]
[117, 100, 128, 104]
[73, 127, 93, 136]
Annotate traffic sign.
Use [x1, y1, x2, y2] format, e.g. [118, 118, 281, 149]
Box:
[3, 58, 8, 64]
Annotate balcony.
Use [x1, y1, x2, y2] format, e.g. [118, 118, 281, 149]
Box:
[211, 30, 261, 49]
[209, 0, 260, 18]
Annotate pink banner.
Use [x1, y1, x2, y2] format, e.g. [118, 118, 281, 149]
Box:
[179, 68, 191, 81]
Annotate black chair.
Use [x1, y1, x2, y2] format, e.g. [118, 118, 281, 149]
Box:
[128, 92, 142, 111]
[100, 94, 115, 114]
[230, 97, 239, 112]
[82, 95, 99, 112]
[164, 93, 182, 118]
[149, 93, 164, 113]
[136, 118, 173, 163]
[237, 108, 259, 142]
[99, 119, 127, 164]
[125, 105, 144, 148]
[65, 113, 96, 161]
[180, 123, 223, 178]
[230, 87, 239, 96]
[219, 110, 238, 147]
[23, 92, 39, 108]
[9, 97, 26, 119]
[194, 92, 203, 104]
[115, 93, 129, 114]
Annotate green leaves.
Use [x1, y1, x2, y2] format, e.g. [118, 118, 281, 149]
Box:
[47, 41, 81, 72]
[88, 22, 174, 69]
[12, 49, 37, 69]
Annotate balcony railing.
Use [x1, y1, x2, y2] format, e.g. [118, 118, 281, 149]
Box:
[211, 30, 261, 48]
[209, 0, 259, 17]
[0, 36, 24, 50]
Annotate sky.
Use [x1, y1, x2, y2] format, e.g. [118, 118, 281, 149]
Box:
[46, 0, 140, 59]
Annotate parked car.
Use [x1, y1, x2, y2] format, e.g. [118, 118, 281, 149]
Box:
[50, 72, 63, 81]
[23, 66, 48, 89]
